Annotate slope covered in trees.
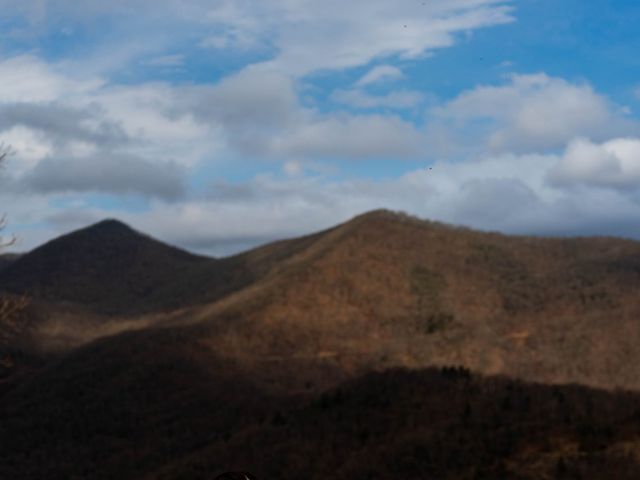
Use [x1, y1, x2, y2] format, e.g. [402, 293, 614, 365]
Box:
[0, 218, 332, 315]
[2, 331, 640, 480]
[2, 210, 640, 478]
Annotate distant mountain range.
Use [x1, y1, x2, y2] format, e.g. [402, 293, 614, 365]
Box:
[2, 209, 640, 479]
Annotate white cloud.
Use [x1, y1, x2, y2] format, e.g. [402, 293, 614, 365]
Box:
[144, 54, 185, 67]
[0, 55, 219, 199]
[331, 89, 424, 109]
[268, 114, 424, 160]
[451, 177, 542, 226]
[547, 137, 640, 190]
[356, 65, 404, 86]
[91, 83, 219, 167]
[172, 66, 426, 160]
[283, 160, 303, 176]
[0, 52, 427, 212]
[435, 73, 638, 153]
[0, 55, 104, 103]
[199, 0, 272, 51]
[185, 67, 299, 131]
[0, 102, 129, 147]
[0, 126, 54, 174]
[259, 0, 515, 75]
[21, 153, 187, 201]
[1, 0, 514, 76]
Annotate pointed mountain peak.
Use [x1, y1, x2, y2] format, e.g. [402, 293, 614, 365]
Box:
[82, 218, 139, 235]
[90, 218, 133, 229]
[0, 218, 207, 314]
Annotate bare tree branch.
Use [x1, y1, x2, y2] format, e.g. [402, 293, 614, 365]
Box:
[0, 143, 29, 347]
[0, 146, 17, 248]
[0, 214, 16, 249]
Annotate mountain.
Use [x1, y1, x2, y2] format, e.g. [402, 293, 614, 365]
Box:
[0, 219, 205, 314]
[3, 210, 640, 391]
[172, 209, 640, 393]
[0, 218, 331, 315]
[3, 210, 640, 478]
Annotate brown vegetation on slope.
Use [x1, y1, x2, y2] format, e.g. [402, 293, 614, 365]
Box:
[0, 211, 640, 391]
[2, 210, 640, 478]
[0, 218, 338, 390]
[2, 208, 640, 394]
[181, 209, 640, 393]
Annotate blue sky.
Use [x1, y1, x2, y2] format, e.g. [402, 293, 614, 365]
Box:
[1, 0, 640, 255]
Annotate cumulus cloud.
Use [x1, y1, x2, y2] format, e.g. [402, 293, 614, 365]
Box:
[184, 67, 299, 131]
[0, 54, 205, 202]
[547, 137, 640, 190]
[144, 54, 185, 67]
[267, 114, 424, 160]
[172, 66, 425, 160]
[0, 54, 218, 201]
[356, 65, 404, 86]
[0, 1, 519, 199]
[435, 73, 638, 153]
[0, 51, 425, 215]
[21, 152, 187, 201]
[0, 102, 128, 147]
[91, 83, 220, 168]
[0, 55, 104, 103]
[451, 178, 542, 226]
[0, 55, 219, 166]
[173, 67, 305, 156]
[331, 89, 424, 109]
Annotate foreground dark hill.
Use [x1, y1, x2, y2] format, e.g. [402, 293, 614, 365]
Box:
[0, 253, 21, 271]
[2, 327, 640, 480]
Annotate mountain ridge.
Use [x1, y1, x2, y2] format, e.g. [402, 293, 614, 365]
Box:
[3, 209, 640, 477]
[0, 217, 337, 316]
[2, 210, 640, 393]
[178, 209, 640, 392]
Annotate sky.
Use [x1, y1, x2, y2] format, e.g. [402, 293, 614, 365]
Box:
[1, 0, 640, 256]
